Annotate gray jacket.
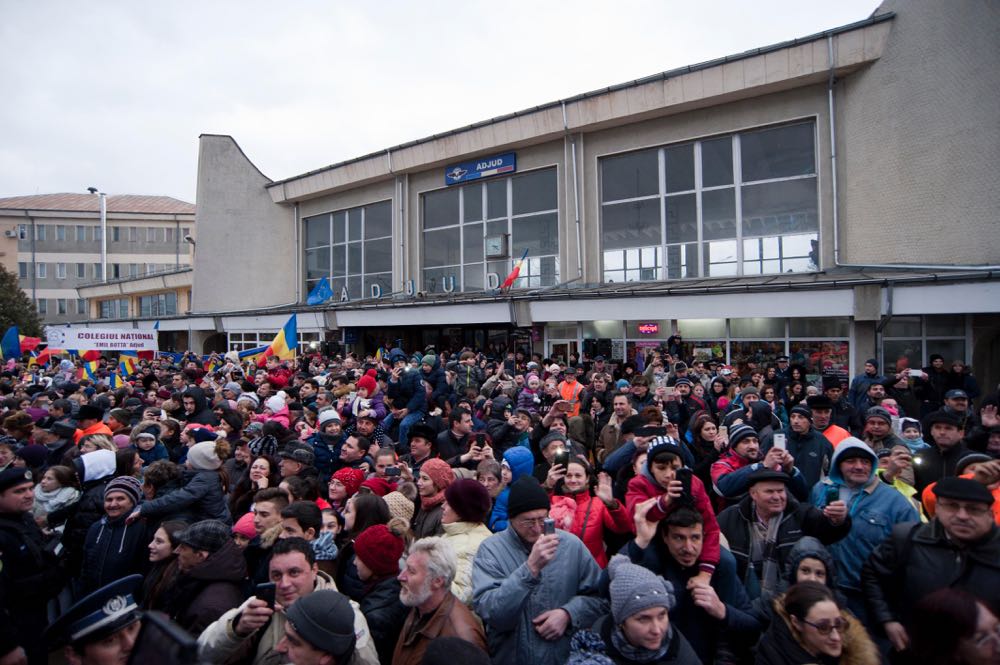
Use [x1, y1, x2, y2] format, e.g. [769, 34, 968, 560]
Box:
[472, 526, 606, 665]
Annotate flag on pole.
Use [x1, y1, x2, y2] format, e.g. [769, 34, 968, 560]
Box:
[77, 361, 99, 382]
[19, 336, 41, 353]
[500, 249, 530, 291]
[109, 372, 125, 389]
[257, 314, 298, 362]
[306, 277, 334, 306]
[238, 345, 270, 360]
[0, 327, 20, 360]
[119, 352, 138, 376]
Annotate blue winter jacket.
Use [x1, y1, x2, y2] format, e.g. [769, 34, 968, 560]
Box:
[809, 438, 918, 592]
[489, 446, 535, 532]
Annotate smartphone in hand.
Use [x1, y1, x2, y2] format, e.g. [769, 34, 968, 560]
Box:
[254, 582, 277, 609]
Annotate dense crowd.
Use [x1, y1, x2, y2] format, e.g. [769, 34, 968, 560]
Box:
[0, 343, 998, 665]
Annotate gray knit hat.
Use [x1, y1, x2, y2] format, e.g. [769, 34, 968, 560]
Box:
[285, 589, 356, 656]
[607, 554, 674, 623]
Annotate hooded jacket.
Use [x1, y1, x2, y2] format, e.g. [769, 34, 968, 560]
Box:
[755, 595, 879, 665]
[809, 439, 918, 592]
[548, 488, 633, 568]
[138, 468, 232, 525]
[489, 446, 534, 532]
[167, 539, 248, 635]
[420, 357, 449, 407]
[182, 387, 220, 426]
[386, 353, 427, 414]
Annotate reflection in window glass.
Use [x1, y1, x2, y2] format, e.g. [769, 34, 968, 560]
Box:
[463, 223, 484, 262]
[883, 316, 922, 338]
[702, 189, 736, 240]
[365, 201, 392, 240]
[740, 123, 816, 182]
[512, 213, 558, 256]
[464, 184, 483, 222]
[424, 188, 459, 229]
[789, 317, 850, 338]
[927, 340, 965, 365]
[790, 341, 850, 380]
[601, 150, 659, 201]
[487, 180, 507, 219]
[423, 227, 461, 267]
[512, 170, 557, 215]
[305, 215, 330, 248]
[603, 200, 661, 250]
[678, 319, 726, 337]
[665, 194, 697, 244]
[925, 315, 964, 337]
[665, 144, 694, 193]
[731, 317, 785, 338]
[883, 340, 922, 374]
[304, 201, 393, 300]
[702, 137, 734, 187]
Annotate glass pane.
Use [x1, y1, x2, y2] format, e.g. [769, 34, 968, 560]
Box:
[582, 320, 625, 339]
[677, 318, 726, 338]
[702, 188, 737, 240]
[463, 264, 484, 290]
[463, 223, 484, 262]
[742, 179, 818, 236]
[347, 275, 362, 300]
[740, 122, 816, 182]
[665, 194, 697, 244]
[365, 273, 392, 298]
[347, 242, 362, 275]
[332, 246, 346, 277]
[423, 267, 460, 294]
[364, 238, 392, 274]
[884, 316, 922, 338]
[364, 201, 392, 239]
[330, 277, 345, 297]
[516, 256, 559, 288]
[486, 219, 507, 238]
[304, 214, 330, 248]
[333, 212, 347, 244]
[348, 209, 362, 241]
[925, 315, 964, 337]
[665, 243, 697, 279]
[423, 227, 461, 267]
[305, 247, 330, 280]
[512, 213, 558, 256]
[789, 317, 850, 338]
[927, 340, 965, 365]
[883, 339, 922, 374]
[487, 179, 507, 219]
[789, 341, 850, 382]
[604, 251, 624, 271]
[423, 188, 459, 229]
[602, 199, 661, 250]
[702, 137, 734, 187]
[731, 317, 785, 338]
[486, 260, 510, 285]
[665, 144, 695, 193]
[730, 341, 785, 373]
[601, 149, 659, 201]
[463, 183, 482, 223]
[704, 240, 738, 276]
[512, 169, 557, 215]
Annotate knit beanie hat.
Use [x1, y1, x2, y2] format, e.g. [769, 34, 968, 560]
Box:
[421, 354, 436, 367]
[383, 491, 415, 525]
[188, 441, 223, 470]
[420, 458, 454, 492]
[444, 478, 492, 523]
[789, 404, 812, 420]
[113, 434, 132, 449]
[187, 426, 218, 444]
[237, 393, 260, 408]
[331, 467, 365, 497]
[104, 476, 143, 507]
[232, 512, 257, 539]
[506, 475, 550, 518]
[865, 406, 892, 424]
[284, 590, 356, 657]
[727, 424, 758, 449]
[607, 554, 675, 623]
[265, 393, 286, 413]
[647, 436, 682, 465]
[354, 524, 405, 578]
[223, 382, 242, 396]
[317, 408, 341, 426]
[177, 520, 230, 553]
[360, 477, 393, 497]
[866, 358, 879, 369]
[356, 371, 377, 395]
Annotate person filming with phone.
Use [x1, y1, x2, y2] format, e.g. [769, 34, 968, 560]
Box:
[471, 476, 604, 665]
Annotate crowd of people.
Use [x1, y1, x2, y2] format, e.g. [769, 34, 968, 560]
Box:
[0, 342, 998, 665]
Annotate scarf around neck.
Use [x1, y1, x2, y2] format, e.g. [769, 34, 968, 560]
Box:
[420, 490, 445, 511]
[611, 623, 671, 662]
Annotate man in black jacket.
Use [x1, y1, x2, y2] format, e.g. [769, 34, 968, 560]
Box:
[913, 410, 970, 492]
[0, 468, 65, 665]
[862, 477, 1000, 653]
[716, 469, 850, 600]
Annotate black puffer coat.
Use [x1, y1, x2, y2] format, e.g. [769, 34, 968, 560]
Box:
[80, 513, 151, 594]
[360, 575, 408, 665]
[138, 468, 231, 524]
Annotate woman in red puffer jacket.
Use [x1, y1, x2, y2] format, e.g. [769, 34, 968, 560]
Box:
[546, 456, 632, 567]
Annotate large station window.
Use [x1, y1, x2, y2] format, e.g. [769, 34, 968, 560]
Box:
[882, 315, 969, 372]
[421, 168, 559, 293]
[601, 122, 818, 282]
[303, 200, 392, 301]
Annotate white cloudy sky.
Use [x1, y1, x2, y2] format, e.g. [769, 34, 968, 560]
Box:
[1, 1, 880, 202]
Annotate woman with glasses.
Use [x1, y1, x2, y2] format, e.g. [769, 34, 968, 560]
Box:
[756, 581, 878, 665]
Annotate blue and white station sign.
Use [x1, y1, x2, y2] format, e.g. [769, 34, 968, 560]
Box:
[444, 152, 516, 186]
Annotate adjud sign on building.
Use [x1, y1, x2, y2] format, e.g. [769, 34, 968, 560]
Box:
[444, 152, 516, 185]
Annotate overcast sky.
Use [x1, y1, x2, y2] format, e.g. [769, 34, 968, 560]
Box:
[1, 1, 880, 202]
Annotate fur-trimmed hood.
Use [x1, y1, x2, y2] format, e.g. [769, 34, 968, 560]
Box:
[758, 594, 879, 665]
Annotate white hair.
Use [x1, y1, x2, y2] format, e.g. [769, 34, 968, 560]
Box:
[406, 536, 457, 585]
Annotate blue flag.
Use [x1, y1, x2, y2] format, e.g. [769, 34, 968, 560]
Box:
[306, 277, 333, 306]
[0, 327, 20, 360]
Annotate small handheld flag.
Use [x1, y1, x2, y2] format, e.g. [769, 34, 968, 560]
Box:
[257, 315, 298, 362]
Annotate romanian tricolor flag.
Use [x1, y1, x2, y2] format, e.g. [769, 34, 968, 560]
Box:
[68, 349, 102, 362]
[204, 357, 221, 373]
[19, 336, 41, 354]
[78, 361, 99, 382]
[109, 373, 125, 389]
[119, 352, 138, 377]
[500, 249, 530, 291]
[257, 314, 298, 362]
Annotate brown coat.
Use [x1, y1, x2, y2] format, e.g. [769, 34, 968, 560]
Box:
[391, 591, 487, 665]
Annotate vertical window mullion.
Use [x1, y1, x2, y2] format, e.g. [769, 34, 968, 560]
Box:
[360, 207, 366, 288]
[658, 148, 667, 278]
[694, 141, 704, 277]
[732, 135, 744, 274]
[458, 191, 465, 289]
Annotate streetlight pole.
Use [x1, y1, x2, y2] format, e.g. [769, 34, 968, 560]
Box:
[88, 187, 107, 282]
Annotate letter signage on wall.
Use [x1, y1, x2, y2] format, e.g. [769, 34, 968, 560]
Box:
[444, 152, 516, 186]
[46, 328, 159, 352]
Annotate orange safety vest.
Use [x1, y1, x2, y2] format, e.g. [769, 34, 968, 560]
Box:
[558, 380, 584, 418]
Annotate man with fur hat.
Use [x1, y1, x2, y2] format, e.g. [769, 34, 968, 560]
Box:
[566, 554, 700, 665]
[809, 438, 918, 622]
[472, 475, 605, 665]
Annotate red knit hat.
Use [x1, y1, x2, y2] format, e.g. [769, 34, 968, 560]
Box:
[357, 369, 377, 394]
[420, 458, 454, 492]
[331, 467, 365, 497]
[354, 524, 405, 578]
[360, 477, 393, 497]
